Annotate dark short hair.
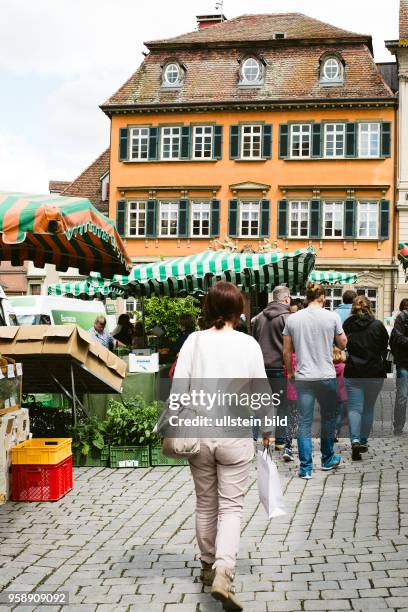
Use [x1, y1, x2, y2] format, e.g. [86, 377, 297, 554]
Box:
[399, 298, 408, 312]
[118, 313, 130, 325]
[343, 289, 357, 305]
[204, 281, 244, 330]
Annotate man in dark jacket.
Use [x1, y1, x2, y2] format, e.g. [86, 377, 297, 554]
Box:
[391, 303, 408, 435]
[252, 286, 291, 449]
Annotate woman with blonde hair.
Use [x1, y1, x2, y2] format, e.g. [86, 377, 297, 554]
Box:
[343, 295, 389, 460]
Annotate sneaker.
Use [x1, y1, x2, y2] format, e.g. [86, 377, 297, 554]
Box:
[359, 443, 368, 453]
[282, 448, 294, 462]
[322, 454, 342, 471]
[351, 442, 362, 461]
[298, 467, 312, 479]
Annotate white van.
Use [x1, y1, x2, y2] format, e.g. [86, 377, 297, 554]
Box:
[9, 296, 116, 332]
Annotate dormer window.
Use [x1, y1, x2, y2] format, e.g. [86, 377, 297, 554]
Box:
[163, 62, 182, 87]
[320, 54, 344, 84]
[274, 32, 286, 40]
[239, 56, 263, 86]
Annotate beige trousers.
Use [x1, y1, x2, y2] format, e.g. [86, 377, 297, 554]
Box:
[188, 438, 254, 570]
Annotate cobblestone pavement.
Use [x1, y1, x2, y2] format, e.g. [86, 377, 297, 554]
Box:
[0, 437, 407, 612]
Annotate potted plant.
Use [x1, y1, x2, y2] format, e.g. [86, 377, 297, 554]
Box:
[71, 417, 109, 467]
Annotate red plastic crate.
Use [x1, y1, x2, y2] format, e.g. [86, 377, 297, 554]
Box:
[11, 455, 74, 502]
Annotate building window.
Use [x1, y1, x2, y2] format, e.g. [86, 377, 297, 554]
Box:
[324, 123, 345, 157]
[161, 127, 181, 160]
[163, 63, 181, 86]
[191, 201, 211, 237]
[356, 287, 378, 314]
[125, 298, 140, 317]
[324, 201, 344, 238]
[324, 287, 344, 311]
[28, 283, 41, 296]
[241, 125, 262, 159]
[322, 58, 341, 81]
[193, 126, 213, 159]
[159, 201, 179, 237]
[239, 201, 260, 237]
[358, 123, 380, 158]
[290, 124, 311, 158]
[129, 127, 149, 160]
[127, 201, 146, 237]
[289, 201, 310, 237]
[241, 57, 261, 83]
[357, 201, 378, 238]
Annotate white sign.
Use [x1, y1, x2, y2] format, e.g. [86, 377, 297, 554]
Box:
[128, 352, 159, 374]
[7, 365, 14, 379]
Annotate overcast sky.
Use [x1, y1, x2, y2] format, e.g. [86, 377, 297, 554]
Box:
[0, 0, 399, 194]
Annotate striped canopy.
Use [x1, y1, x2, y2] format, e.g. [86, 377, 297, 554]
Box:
[309, 271, 358, 285]
[0, 192, 131, 277]
[399, 242, 408, 281]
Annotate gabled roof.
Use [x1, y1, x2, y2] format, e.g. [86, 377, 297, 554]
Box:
[49, 180, 71, 194]
[61, 149, 110, 215]
[146, 13, 369, 48]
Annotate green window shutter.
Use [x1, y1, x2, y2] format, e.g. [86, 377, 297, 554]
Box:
[148, 127, 159, 160]
[262, 125, 272, 159]
[344, 198, 356, 238]
[228, 199, 239, 236]
[178, 198, 189, 237]
[279, 125, 289, 159]
[312, 124, 322, 158]
[146, 199, 157, 237]
[259, 199, 270, 237]
[180, 126, 191, 160]
[213, 126, 223, 159]
[379, 199, 390, 239]
[119, 128, 128, 161]
[229, 125, 240, 159]
[345, 123, 357, 158]
[116, 200, 126, 236]
[210, 199, 220, 237]
[278, 199, 288, 238]
[310, 199, 321, 238]
[381, 122, 391, 158]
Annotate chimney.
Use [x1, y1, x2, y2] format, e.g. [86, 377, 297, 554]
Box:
[400, 0, 408, 40]
[196, 14, 226, 30]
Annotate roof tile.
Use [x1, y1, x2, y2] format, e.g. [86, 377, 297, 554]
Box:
[61, 149, 110, 215]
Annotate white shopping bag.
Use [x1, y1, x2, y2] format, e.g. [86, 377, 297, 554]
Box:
[257, 449, 286, 519]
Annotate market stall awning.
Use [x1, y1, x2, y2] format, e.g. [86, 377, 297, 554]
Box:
[309, 271, 358, 285]
[398, 242, 408, 281]
[48, 276, 126, 299]
[111, 247, 316, 297]
[0, 192, 131, 277]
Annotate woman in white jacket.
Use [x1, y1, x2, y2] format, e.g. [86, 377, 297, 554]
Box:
[174, 281, 267, 611]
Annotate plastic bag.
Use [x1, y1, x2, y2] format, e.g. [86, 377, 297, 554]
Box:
[257, 448, 286, 519]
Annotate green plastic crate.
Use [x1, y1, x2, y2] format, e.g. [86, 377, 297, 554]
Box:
[109, 446, 149, 468]
[150, 445, 189, 466]
[73, 446, 110, 467]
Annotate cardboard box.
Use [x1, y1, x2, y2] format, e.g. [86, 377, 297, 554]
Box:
[11, 325, 50, 355]
[128, 352, 159, 374]
[42, 325, 90, 364]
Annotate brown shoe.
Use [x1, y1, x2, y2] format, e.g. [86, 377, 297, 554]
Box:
[200, 561, 215, 586]
[211, 567, 243, 611]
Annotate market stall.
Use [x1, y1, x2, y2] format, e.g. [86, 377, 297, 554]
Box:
[398, 242, 408, 281]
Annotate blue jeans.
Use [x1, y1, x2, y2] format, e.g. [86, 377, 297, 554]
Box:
[345, 378, 383, 444]
[296, 379, 337, 472]
[394, 367, 408, 433]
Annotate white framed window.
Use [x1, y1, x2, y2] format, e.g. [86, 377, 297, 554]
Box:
[241, 125, 262, 159]
[193, 126, 213, 159]
[323, 58, 340, 81]
[289, 201, 310, 237]
[163, 63, 181, 86]
[357, 201, 378, 238]
[191, 201, 211, 237]
[356, 287, 378, 314]
[127, 201, 146, 237]
[161, 127, 181, 160]
[130, 127, 149, 160]
[324, 287, 344, 311]
[324, 123, 345, 157]
[290, 124, 311, 158]
[239, 201, 260, 237]
[323, 201, 344, 238]
[159, 201, 179, 237]
[241, 57, 261, 83]
[358, 123, 380, 158]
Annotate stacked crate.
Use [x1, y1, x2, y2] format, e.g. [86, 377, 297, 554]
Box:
[11, 438, 73, 502]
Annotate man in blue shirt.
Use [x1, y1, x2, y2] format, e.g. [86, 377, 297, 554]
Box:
[335, 290, 357, 324]
[89, 316, 125, 351]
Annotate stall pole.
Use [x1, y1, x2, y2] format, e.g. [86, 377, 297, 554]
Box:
[70, 363, 77, 426]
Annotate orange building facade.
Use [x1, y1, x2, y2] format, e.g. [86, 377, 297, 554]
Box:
[102, 13, 398, 318]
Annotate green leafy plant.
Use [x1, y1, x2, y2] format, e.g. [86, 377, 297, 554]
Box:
[105, 395, 163, 446]
[144, 296, 201, 343]
[71, 417, 106, 457]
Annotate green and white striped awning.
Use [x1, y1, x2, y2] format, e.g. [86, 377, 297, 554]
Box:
[398, 242, 408, 281]
[48, 273, 126, 299]
[309, 271, 358, 285]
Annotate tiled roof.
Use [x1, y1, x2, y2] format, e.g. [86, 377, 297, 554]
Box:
[103, 43, 393, 109]
[61, 149, 110, 215]
[401, 0, 408, 39]
[146, 13, 368, 47]
[49, 180, 71, 193]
